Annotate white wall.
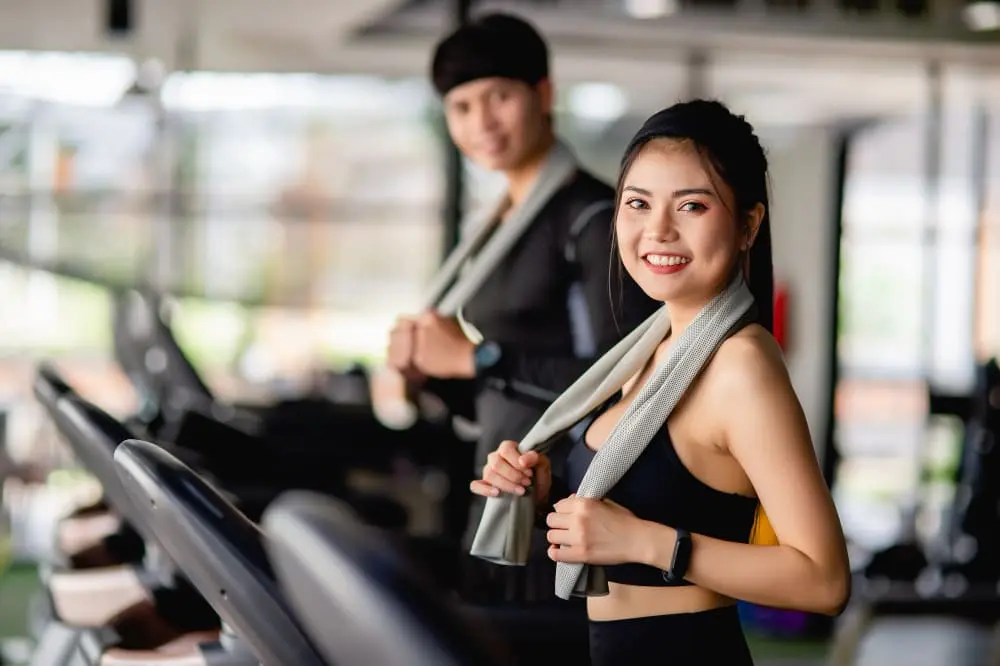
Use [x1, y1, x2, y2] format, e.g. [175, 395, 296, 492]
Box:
[764, 125, 838, 455]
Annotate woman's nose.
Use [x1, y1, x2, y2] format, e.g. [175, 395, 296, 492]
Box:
[642, 210, 679, 241]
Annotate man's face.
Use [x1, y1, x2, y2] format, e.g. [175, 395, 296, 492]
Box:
[442, 77, 552, 172]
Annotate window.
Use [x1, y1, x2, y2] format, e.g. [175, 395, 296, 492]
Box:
[834, 102, 987, 550]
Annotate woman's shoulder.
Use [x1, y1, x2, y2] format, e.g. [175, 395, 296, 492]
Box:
[702, 324, 790, 399]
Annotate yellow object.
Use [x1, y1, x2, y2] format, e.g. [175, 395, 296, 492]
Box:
[749, 505, 778, 546]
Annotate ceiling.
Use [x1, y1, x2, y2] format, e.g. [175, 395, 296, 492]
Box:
[0, 0, 998, 125]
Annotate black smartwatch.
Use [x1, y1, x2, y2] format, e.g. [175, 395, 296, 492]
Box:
[473, 340, 503, 376]
[663, 528, 692, 584]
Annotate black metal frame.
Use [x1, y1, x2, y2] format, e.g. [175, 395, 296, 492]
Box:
[821, 127, 851, 488]
[440, 0, 474, 255]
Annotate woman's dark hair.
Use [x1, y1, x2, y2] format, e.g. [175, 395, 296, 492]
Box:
[613, 99, 774, 332]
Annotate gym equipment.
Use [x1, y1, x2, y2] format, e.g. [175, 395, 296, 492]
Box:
[31, 364, 121, 567]
[109, 290, 465, 535]
[828, 359, 1000, 666]
[113, 438, 326, 665]
[34, 375, 163, 568]
[103, 301, 589, 660]
[262, 490, 513, 666]
[28, 386, 220, 666]
[111, 289, 259, 440]
[34, 362, 449, 595]
[35, 357, 409, 531]
[34, 362, 76, 409]
[107, 436, 585, 666]
[931, 359, 1000, 587]
[112, 287, 376, 444]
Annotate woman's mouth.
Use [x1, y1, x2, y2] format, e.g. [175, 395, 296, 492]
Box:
[642, 253, 691, 274]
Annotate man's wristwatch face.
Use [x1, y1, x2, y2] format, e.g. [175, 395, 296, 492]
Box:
[474, 341, 502, 371]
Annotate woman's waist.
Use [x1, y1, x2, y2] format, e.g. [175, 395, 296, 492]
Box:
[587, 582, 734, 622]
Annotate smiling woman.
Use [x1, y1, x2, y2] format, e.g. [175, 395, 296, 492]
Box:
[613, 131, 768, 319]
[471, 99, 849, 665]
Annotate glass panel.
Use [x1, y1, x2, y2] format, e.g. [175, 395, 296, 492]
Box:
[173, 110, 444, 313]
[976, 107, 1000, 361]
[834, 102, 988, 552]
[928, 233, 977, 391]
[157, 76, 447, 386]
[0, 101, 158, 285]
[838, 237, 925, 377]
[835, 115, 928, 548]
[977, 221, 1000, 360]
[842, 115, 926, 232]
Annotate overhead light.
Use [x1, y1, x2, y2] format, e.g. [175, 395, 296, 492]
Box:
[962, 0, 1000, 30]
[0, 51, 135, 108]
[159, 72, 433, 114]
[624, 0, 680, 19]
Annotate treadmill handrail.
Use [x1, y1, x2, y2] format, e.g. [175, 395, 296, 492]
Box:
[113, 439, 327, 666]
[263, 491, 512, 666]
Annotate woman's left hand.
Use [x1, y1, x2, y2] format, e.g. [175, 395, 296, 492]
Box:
[545, 495, 645, 565]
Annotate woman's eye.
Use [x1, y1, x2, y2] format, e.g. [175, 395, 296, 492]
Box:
[624, 198, 648, 210]
[680, 201, 706, 213]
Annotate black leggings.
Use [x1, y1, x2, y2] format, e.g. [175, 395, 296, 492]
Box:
[589, 605, 754, 665]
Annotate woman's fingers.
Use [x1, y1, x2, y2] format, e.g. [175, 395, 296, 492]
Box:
[486, 448, 532, 487]
[518, 451, 540, 475]
[545, 512, 572, 529]
[477, 452, 532, 496]
[470, 480, 500, 497]
[497, 441, 530, 471]
[546, 529, 576, 547]
[472, 442, 551, 498]
[482, 466, 528, 495]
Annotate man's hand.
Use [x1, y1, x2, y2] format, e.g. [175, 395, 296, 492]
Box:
[412, 311, 476, 379]
[387, 316, 423, 382]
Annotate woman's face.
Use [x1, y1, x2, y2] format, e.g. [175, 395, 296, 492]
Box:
[615, 138, 748, 307]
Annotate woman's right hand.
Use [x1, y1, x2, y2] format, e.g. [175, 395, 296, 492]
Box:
[470, 440, 551, 505]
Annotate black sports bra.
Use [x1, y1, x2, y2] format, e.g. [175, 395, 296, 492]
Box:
[548, 390, 759, 587]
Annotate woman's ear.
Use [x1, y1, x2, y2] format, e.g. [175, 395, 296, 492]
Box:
[744, 203, 765, 249]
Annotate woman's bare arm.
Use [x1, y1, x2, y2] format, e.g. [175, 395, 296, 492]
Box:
[633, 335, 851, 615]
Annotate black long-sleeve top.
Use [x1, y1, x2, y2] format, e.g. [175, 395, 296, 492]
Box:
[433, 167, 659, 486]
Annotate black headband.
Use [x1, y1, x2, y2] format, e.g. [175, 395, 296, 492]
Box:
[431, 13, 548, 97]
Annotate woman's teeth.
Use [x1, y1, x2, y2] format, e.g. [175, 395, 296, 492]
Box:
[645, 255, 690, 266]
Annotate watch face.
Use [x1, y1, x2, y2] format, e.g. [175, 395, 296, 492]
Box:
[476, 342, 502, 369]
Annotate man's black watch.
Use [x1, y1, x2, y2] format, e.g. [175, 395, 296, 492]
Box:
[473, 340, 504, 376]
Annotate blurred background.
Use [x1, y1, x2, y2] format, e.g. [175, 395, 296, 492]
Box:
[0, 0, 999, 664]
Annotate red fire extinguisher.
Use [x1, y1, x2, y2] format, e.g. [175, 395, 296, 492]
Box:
[773, 285, 788, 352]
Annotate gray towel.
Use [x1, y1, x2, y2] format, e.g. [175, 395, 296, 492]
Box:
[470, 274, 755, 599]
[421, 140, 578, 316]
